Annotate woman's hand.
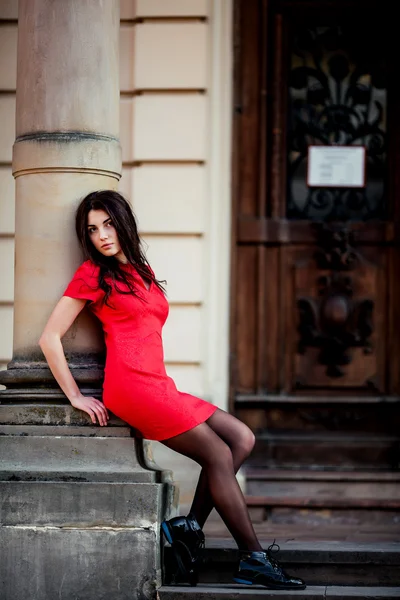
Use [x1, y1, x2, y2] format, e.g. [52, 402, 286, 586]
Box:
[39, 298, 109, 427]
[70, 394, 109, 426]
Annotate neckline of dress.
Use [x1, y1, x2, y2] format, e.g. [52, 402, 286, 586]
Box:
[120, 262, 152, 292]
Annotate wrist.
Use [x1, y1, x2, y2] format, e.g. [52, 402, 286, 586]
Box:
[67, 391, 83, 403]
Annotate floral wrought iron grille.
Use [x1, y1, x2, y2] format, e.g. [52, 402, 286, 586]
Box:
[286, 24, 387, 221]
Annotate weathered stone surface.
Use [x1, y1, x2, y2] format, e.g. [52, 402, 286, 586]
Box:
[1, 527, 159, 600]
[326, 587, 400, 598]
[157, 586, 400, 599]
[1, 434, 157, 481]
[0, 481, 166, 527]
[157, 585, 326, 599]
[0, 403, 129, 428]
[0, 424, 132, 437]
[0, 415, 177, 600]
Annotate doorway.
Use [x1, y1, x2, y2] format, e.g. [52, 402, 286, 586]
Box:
[230, 0, 400, 517]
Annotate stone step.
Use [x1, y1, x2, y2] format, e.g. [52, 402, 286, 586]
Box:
[163, 540, 400, 587]
[245, 469, 400, 507]
[251, 432, 400, 470]
[245, 469, 400, 482]
[157, 584, 400, 599]
[243, 469, 400, 526]
[0, 434, 158, 481]
[245, 494, 400, 509]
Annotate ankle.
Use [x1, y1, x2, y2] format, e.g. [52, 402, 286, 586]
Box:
[239, 545, 263, 554]
[186, 512, 202, 529]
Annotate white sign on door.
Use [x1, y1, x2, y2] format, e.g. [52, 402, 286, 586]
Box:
[307, 146, 366, 188]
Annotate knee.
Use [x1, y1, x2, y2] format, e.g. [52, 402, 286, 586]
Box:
[237, 425, 256, 458]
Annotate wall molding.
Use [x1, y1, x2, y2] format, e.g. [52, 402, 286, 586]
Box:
[204, 0, 233, 410]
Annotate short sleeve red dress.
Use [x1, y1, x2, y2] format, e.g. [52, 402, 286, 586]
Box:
[63, 260, 217, 440]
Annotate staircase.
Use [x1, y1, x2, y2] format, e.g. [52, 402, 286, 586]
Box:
[158, 461, 400, 599]
[159, 534, 400, 599]
[244, 468, 400, 527]
[159, 587, 400, 599]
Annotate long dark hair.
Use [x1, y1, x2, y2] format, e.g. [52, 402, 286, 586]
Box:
[75, 190, 165, 305]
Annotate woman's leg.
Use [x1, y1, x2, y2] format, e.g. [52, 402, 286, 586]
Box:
[189, 409, 255, 527]
[162, 421, 262, 552]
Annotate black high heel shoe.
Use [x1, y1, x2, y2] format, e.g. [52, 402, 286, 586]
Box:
[161, 513, 205, 586]
[234, 541, 306, 590]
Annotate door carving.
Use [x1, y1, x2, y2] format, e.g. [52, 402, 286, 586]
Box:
[297, 223, 375, 380]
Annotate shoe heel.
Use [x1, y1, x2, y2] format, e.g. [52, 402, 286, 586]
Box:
[233, 577, 253, 586]
[161, 521, 173, 545]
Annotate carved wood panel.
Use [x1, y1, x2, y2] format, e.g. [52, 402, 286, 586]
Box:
[287, 242, 386, 391]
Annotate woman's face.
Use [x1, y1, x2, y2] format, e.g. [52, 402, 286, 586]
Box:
[87, 209, 126, 262]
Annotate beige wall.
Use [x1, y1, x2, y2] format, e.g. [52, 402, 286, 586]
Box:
[0, 0, 232, 419]
[0, 0, 17, 371]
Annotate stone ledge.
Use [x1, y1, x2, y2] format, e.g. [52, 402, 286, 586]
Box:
[0, 480, 167, 527]
[0, 469, 158, 483]
[157, 585, 400, 599]
[0, 403, 126, 427]
[1, 434, 149, 471]
[0, 424, 132, 437]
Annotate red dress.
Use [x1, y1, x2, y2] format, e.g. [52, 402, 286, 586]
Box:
[63, 260, 217, 440]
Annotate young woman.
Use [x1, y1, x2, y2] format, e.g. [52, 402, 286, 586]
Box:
[39, 190, 305, 591]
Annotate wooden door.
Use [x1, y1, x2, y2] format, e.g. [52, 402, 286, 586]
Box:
[231, 0, 400, 487]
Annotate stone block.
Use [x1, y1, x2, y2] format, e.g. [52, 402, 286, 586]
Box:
[1, 435, 158, 482]
[121, 165, 206, 234]
[0, 481, 166, 527]
[0, 166, 15, 234]
[0, 237, 14, 303]
[0, 526, 160, 600]
[132, 95, 207, 161]
[134, 23, 208, 89]
[0, 305, 13, 364]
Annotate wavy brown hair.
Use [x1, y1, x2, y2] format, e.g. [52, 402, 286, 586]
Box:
[75, 190, 165, 306]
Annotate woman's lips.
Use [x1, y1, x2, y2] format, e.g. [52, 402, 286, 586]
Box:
[102, 243, 113, 249]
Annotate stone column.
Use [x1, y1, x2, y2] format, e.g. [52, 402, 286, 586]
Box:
[0, 0, 121, 393]
[0, 2, 176, 598]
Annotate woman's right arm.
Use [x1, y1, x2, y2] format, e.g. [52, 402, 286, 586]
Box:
[39, 296, 109, 426]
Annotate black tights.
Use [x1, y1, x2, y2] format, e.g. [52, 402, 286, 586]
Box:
[162, 409, 262, 552]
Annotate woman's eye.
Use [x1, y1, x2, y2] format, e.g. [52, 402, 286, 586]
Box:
[88, 228, 96, 234]
[106, 222, 113, 228]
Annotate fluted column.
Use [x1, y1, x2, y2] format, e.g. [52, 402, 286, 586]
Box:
[0, 0, 121, 393]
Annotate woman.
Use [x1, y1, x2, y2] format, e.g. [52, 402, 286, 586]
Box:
[39, 190, 305, 591]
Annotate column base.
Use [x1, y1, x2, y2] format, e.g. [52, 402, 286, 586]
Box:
[0, 401, 179, 600]
[0, 359, 105, 397]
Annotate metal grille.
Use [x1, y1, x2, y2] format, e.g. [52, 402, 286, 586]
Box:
[287, 25, 387, 221]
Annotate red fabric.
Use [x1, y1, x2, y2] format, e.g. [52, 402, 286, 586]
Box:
[63, 260, 217, 440]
